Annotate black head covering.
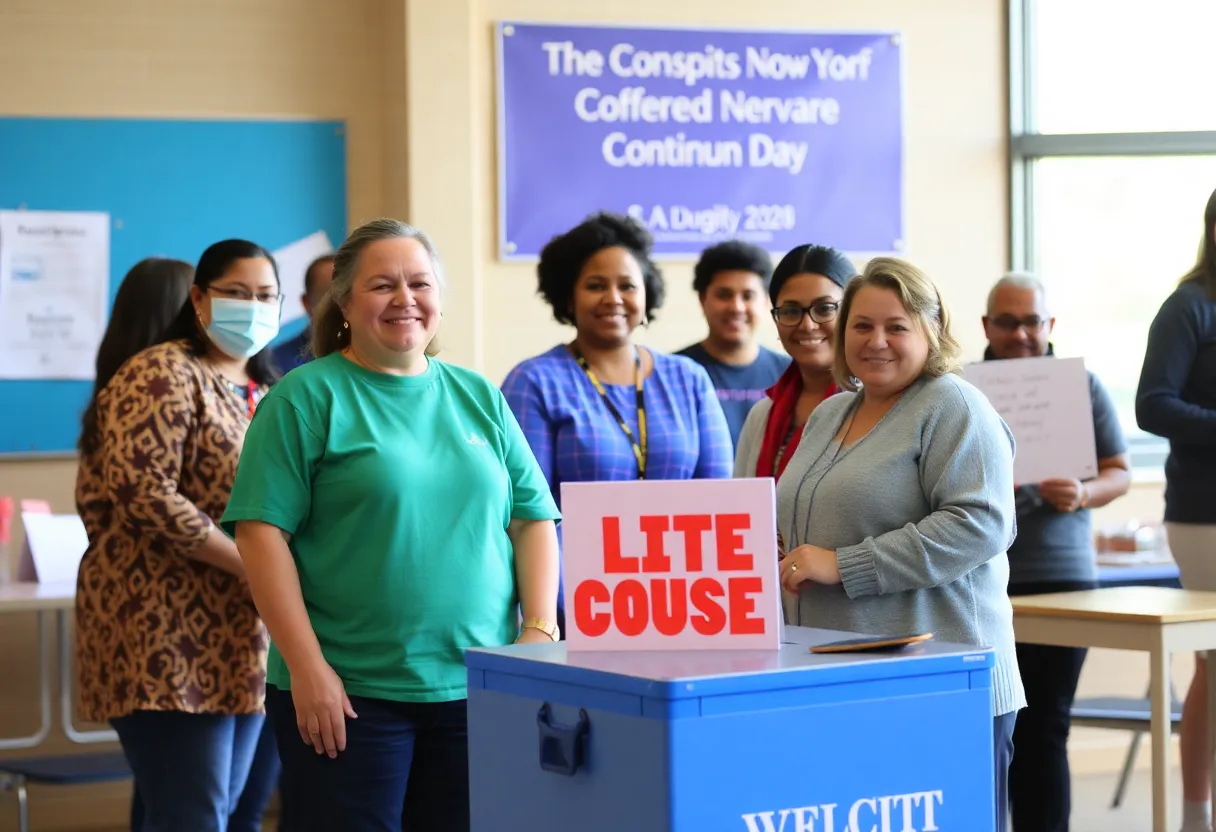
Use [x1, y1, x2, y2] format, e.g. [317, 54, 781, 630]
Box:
[768, 244, 856, 305]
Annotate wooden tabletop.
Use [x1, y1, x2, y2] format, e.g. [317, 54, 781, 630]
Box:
[1012, 586, 1216, 624]
[0, 581, 76, 613]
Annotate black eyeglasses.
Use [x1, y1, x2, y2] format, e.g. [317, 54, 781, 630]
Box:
[208, 286, 281, 304]
[771, 301, 839, 327]
[988, 315, 1048, 333]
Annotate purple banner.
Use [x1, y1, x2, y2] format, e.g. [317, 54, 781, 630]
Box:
[495, 22, 904, 259]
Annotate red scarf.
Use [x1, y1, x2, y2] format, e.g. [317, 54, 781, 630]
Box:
[754, 363, 839, 479]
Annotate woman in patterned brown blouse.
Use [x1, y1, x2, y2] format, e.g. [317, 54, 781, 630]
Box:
[75, 239, 283, 832]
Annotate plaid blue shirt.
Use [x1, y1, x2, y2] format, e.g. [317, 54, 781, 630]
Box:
[502, 344, 734, 509]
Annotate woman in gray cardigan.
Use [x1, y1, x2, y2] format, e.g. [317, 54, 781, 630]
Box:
[774, 256, 1024, 832]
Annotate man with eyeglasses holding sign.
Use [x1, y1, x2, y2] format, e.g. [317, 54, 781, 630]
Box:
[981, 271, 1131, 832]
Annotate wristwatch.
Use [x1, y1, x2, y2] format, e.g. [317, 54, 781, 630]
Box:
[522, 617, 560, 641]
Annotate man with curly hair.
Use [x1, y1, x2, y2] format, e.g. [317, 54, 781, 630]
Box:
[677, 240, 790, 450]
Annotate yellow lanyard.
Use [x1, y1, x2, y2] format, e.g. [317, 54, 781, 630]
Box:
[569, 346, 648, 480]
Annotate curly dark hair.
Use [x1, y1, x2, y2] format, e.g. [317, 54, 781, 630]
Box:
[537, 211, 666, 326]
[692, 240, 773, 296]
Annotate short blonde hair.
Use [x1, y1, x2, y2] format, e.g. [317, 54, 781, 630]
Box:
[832, 256, 963, 391]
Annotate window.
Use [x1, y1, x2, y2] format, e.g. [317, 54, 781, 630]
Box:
[1034, 156, 1216, 426]
[1009, 0, 1216, 469]
[1032, 2, 1216, 134]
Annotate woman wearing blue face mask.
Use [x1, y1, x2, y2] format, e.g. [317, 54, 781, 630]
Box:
[75, 239, 282, 832]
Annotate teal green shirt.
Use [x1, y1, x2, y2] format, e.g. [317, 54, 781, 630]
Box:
[221, 352, 560, 703]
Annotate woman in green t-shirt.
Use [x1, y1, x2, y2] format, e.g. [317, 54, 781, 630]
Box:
[224, 218, 561, 831]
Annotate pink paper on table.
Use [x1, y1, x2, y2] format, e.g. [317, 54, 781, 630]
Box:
[0, 496, 13, 545]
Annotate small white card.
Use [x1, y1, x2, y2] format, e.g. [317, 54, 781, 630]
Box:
[17, 511, 87, 584]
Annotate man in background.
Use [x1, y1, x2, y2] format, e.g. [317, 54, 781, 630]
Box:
[273, 253, 334, 372]
[677, 240, 789, 450]
[982, 271, 1130, 832]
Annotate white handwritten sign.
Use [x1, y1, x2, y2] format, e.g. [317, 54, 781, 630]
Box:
[963, 356, 1098, 485]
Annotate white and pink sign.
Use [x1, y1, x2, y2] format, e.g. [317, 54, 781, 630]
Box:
[560, 479, 781, 651]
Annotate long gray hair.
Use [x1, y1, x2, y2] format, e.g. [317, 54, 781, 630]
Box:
[311, 218, 446, 359]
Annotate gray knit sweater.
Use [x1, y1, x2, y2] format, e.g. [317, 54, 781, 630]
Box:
[775, 374, 1026, 716]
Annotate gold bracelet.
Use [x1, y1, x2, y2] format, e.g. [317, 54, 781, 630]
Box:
[521, 617, 559, 641]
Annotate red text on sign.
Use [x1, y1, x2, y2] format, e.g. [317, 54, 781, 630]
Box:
[601, 513, 754, 573]
[575, 513, 766, 638]
[572, 577, 766, 637]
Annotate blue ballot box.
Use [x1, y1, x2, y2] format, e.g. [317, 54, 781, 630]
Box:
[467, 625, 996, 832]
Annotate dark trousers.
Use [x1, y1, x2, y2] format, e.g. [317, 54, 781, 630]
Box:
[994, 710, 1016, 832]
[1008, 579, 1095, 832]
[266, 684, 470, 832]
[112, 710, 265, 832]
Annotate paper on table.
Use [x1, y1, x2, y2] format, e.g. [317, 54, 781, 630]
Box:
[0, 497, 12, 545]
[0, 210, 110, 380]
[963, 355, 1098, 485]
[17, 511, 88, 585]
[273, 231, 335, 324]
[0, 496, 13, 586]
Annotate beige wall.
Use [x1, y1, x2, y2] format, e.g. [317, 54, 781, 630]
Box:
[461, 0, 1011, 384]
[0, 1, 1175, 828]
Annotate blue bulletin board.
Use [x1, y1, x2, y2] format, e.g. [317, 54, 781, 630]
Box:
[0, 116, 348, 456]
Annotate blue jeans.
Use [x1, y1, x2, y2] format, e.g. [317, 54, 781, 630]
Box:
[266, 684, 470, 832]
[129, 719, 282, 831]
[233, 719, 283, 829]
[112, 710, 265, 832]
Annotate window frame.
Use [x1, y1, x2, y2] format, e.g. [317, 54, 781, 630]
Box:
[1006, 0, 1216, 474]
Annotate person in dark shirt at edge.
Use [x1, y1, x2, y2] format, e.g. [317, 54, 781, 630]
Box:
[982, 272, 1130, 832]
[676, 240, 790, 449]
[272, 253, 335, 372]
[1136, 186, 1216, 832]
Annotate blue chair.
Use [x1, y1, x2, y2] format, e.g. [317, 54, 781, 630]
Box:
[1071, 691, 1184, 808]
[0, 752, 131, 832]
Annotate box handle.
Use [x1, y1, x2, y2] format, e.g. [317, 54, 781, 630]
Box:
[536, 703, 590, 776]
